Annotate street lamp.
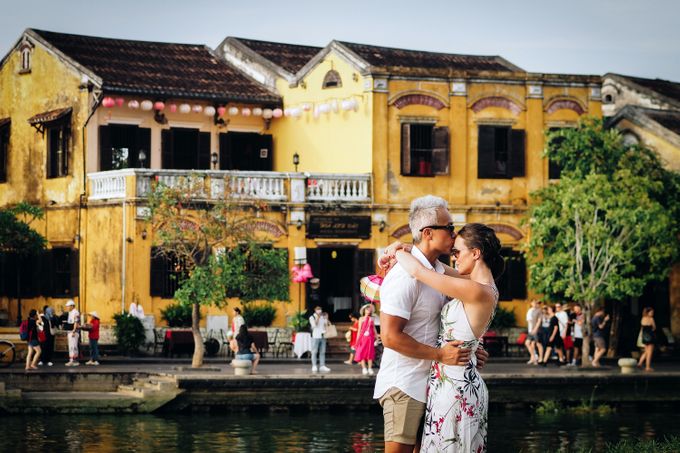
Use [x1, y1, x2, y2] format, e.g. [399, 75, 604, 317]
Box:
[211, 152, 219, 169]
[293, 152, 300, 172]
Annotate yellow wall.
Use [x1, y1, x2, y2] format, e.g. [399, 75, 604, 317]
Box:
[616, 118, 680, 172]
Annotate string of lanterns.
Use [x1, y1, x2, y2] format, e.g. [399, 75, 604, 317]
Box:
[283, 97, 362, 119]
[100, 96, 282, 119]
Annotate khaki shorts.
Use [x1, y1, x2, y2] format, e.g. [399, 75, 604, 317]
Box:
[378, 387, 426, 445]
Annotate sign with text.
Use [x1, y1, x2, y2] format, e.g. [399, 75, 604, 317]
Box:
[307, 215, 371, 239]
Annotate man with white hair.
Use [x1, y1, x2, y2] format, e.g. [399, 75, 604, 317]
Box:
[374, 195, 488, 453]
[64, 300, 81, 367]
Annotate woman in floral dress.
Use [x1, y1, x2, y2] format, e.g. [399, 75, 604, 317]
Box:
[395, 223, 504, 452]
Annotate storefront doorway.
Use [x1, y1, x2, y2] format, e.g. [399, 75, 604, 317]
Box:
[306, 246, 375, 322]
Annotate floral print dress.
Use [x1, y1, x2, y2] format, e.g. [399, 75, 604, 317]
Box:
[421, 286, 498, 453]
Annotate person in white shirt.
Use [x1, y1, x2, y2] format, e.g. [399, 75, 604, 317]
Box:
[525, 300, 542, 365]
[309, 306, 330, 373]
[229, 307, 245, 339]
[64, 300, 81, 367]
[375, 195, 488, 452]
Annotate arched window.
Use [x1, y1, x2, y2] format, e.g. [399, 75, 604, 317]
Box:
[603, 94, 614, 104]
[18, 39, 33, 73]
[322, 70, 342, 89]
[622, 130, 640, 147]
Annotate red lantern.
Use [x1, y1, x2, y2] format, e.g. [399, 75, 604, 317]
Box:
[169, 104, 177, 113]
[115, 97, 125, 107]
[300, 263, 314, 280]
[102, 97, 115, 108]
[217, 106, 226, 116]
[153, 101, 165, 111]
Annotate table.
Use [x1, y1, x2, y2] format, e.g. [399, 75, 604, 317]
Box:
[163, 329, 194, 357]
[293, 332, 312, 358]
[482, 334, 508, 357]
[249, 331, 269, 355]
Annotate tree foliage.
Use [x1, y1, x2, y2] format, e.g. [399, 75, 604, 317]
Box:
[0, 202, 47, 255]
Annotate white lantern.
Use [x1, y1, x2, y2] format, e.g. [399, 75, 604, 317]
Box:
[291, 108, 302, 118]
[272, 108, 283, 118]
[192, 105, 203, 113]
[318, 103, 330, 114]
[352, 98, 360, 111]
[127, 100, 140, 110]
[341, 99, 353, 111]
[228, 106, 239, 116]
[262, 108, 273, 119]
[204, 106, 216, 116]
[179, 103, 191, 114]
[241, 108, 252, 116]
[140, 100, 153, 111]
[330, 100, 339, 113]
[252, 107, 263, 117]
[302, 103, 312, 111]
[284, 108, 291, 117]
[313, 106, 320, 119]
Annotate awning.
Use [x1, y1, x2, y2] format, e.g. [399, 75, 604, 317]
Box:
[0, 117, 9, 128]
[27, 107, 72, 125]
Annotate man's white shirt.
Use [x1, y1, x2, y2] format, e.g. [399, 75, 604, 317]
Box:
[555, 311, 569, 337]
[373, 246, 447, 403]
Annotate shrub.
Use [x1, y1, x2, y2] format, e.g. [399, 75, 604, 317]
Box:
[289, 311, 310, 332]
[243, 303, 277, 327]
[113, 313, 146, 355]
[160, 303, 193, 327]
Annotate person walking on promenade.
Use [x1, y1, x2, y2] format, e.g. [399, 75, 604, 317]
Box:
[637, 307, 657, 372]
[555, 303, 572, 363]
[355, 304, 379, 375]
[230, 307, 245, 338]
[345, 311, 360, 365]
[24, 309, 42, 371]
[309, 306, 331, 373]
[570, 303, 584, 366]
[64, 300, 81, 367]
[38, 305, 56, 366]
[591, 307, 610, 367]
[84, 311, 101, 365]
[230, 325, 261, 374]
[375, 196, 489, 453]
[525, 300, 542, 364]
[541, 305, 565, 366]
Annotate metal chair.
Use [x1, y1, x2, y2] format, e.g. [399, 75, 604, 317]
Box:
[152, 328, 166, 355]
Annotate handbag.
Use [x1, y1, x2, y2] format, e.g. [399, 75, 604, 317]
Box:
[37, 327, 46, 343]
[325, 323, 338, 339]
[345, 329, 352, 343]
[636, 329, 644, 348]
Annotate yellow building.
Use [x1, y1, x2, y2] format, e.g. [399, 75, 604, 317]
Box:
[1, 29, 602, 335]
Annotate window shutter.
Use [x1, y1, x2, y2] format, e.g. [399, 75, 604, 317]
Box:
[150, 248, 165, 297]
[509, 129, 526, 177]
[98, 125, 111, 171]
[0, 122, 10, 182]
[401, 123, 411, 175]
[509, 252, 527, 299]
[477, 126, 496, 178]
[137, 127, 151, 168]
[69, 249, 80, 297]
[161, 129, 173, 169]
[432, 126, 450, 175]
[219, 133, 232, 170]
[198, 131, 211, 169]
[62, 122, 71, 176]
[258, 134, 273, 171]
[41, 250, 54, 296]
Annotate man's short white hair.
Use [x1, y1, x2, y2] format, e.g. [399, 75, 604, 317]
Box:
[409, 195, 449, 243]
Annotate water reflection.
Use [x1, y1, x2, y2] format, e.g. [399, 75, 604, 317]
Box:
[0, 410, 678, 452]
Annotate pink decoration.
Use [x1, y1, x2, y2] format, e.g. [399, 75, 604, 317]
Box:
[272, 108, 283, 118]
[102, 97, 115, 108]
[169, 104, 177, 113]
[153, 101, 165, 111]
[192, 105, 203, 113]
[127, 100, 140, 110]
[115, 97, 125, 107]
[217, 106, 227, 116]
[241, 108, 251, 116]
[300, 263, 314, 280]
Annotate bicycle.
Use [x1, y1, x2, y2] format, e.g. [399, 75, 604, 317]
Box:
[0, 339, 16, 367]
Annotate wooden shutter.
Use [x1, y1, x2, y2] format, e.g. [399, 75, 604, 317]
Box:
[149, 248, 165, 297]
[219, 133, 231, 170]
[69, 249, 80, 297]
[0, 122, 9, 183]
[401, 123, 411, 175]
[477, 126, 496, 178]
[509, 129, 526, 177]
[258, 134, 273, 171]
[137, 127, 151, 168]
[198, 131, 211, 169]
[98, 125, 111, 171]
[509, 252, 527, 299]
[161, 129, 173, 169]
[431, 126, 450, 175]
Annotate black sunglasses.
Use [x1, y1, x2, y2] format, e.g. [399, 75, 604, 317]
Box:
[419, 223, 455, 235]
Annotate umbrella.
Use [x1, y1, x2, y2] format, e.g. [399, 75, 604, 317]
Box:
[360, 274, 383, 303]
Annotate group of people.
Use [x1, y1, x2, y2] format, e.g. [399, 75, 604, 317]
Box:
[22, 299, 101, 371]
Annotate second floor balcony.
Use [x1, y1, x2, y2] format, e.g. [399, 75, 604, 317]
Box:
[87, 169, 372, 205]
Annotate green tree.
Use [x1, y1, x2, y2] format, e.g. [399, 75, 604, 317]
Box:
[0, 202, 47, 324]
[527, 119, 680, 365]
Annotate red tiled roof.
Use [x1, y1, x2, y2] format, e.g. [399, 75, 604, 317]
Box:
[339, 41, 523, 73]
[32, 29, 280, 104]
[234, 38, 322, 74]
[27, 107, 72, 124]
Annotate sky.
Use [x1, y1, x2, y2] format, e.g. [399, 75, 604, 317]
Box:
[1, 0, 679, 81]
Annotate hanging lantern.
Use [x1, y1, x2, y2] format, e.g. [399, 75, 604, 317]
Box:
[352, 98, 360, 111]
[227, 106, 239, 116]
[241, 107, 252, 116]
[272, 108, 283, 118]
[291, 108, 302, 118]
[252, 107, 263, 117]
[217, 106, 227, 116]
[284, 108, 291, 117]
[302, 103, 312, 112]
[102, 97, 115, 108]
[204, 106, 216, 116]
[192, 105, 203, 113]
[262, 108, 273, 119]
[318, 103, 330, 114]
[140, 100, 153, 111]
[128, 100, 140, 110]
[341, 99, 353, 111]
[313, 106, 320, 119]
[330, 100, 338, 113]
[179, 103, 191, 114]
[300, 263, 314, 280]
[153, 101, 165, 111]
[115, 97, 125, 107]
[169, 104, 178, 113]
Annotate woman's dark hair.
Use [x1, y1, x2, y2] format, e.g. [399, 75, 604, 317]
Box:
[457, 223, 505, 280]
[350, 312, 360, 320]
[234, 307, 241, 314]
[642, 307, 654, 316]
[43, 305, 49, 313]
[28, 309, 37, 319]
[236, 324, 249, 340]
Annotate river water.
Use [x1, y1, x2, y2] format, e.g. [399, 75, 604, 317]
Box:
[1, 409, 677, 452]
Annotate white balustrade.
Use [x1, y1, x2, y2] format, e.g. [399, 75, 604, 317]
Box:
[226, 172, 287, 201]
[88, 170, 132, 200]
[306, 174, 371, 202]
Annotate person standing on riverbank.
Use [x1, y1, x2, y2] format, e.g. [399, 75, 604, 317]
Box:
[570, 303, 584, 366]
[525, 300, 542, 364]
[354, 304, 379, 375]
[24, 309, 42, 371]
[64, 300, 81, 367]
[38, 306, 56, 367]
[345, 312, 360, 365]
[637, 307, 657, 372]
[309, 306, 330, 373]
[84, 311, 101, 366]
[591, 308, 610, 367]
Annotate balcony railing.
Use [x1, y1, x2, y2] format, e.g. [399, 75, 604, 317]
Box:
[87, 169, 372, 204]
